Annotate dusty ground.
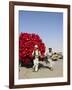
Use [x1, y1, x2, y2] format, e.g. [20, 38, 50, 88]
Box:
[19, 59, 63, 79]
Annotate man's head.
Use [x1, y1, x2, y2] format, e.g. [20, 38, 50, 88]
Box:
[49, 48, 52, 53]
[34, 45, 38, 49]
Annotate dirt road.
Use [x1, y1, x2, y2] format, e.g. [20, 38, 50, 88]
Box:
[19, 59, 63, 79]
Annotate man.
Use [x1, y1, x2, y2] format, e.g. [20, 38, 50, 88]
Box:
[46, 48, 54, 71]
[32, 45, 41, 72]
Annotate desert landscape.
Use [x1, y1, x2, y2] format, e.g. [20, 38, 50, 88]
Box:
[19, 59, 63, 79]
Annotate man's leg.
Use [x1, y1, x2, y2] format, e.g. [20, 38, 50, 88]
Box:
[35, 64, 38, 71]
[48, 58, 53, 71]
[33, 60, 35, 71]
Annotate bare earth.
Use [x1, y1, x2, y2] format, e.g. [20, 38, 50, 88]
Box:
[19, 59, 63, 79]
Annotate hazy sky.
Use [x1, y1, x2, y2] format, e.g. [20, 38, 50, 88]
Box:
[19, 10, 63, 52]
